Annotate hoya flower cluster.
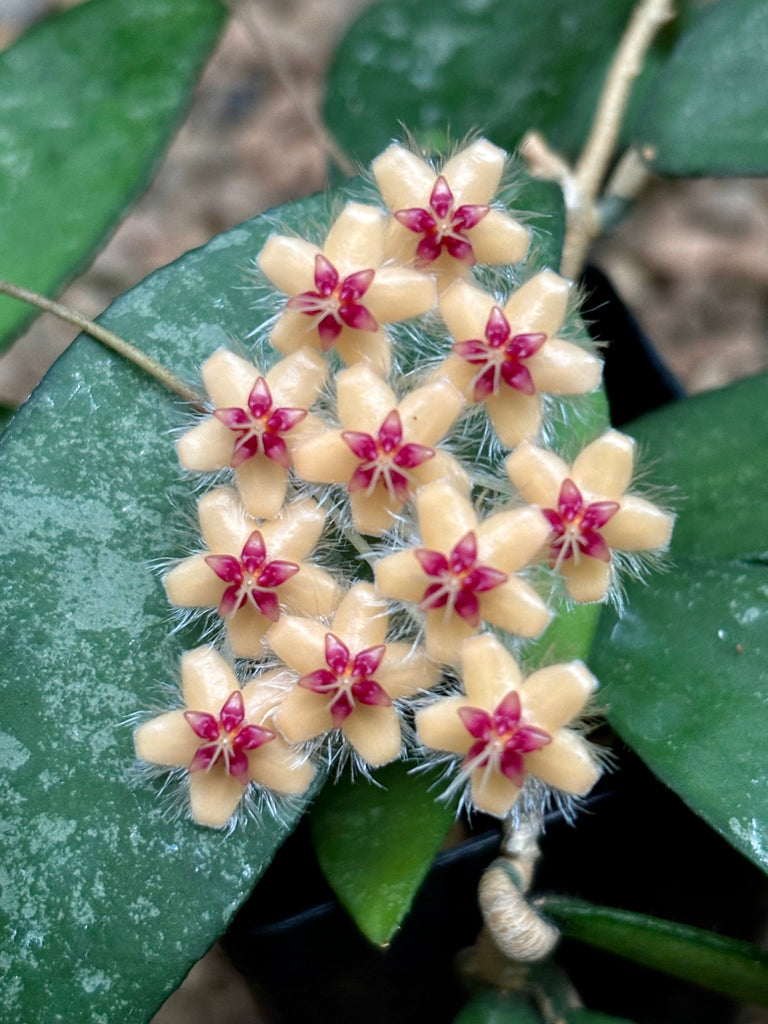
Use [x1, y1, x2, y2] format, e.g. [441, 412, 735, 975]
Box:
[134, 138, 674, 828]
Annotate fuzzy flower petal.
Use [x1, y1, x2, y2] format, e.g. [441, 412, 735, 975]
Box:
[165, 489, 340, 657]
[375, 481, 550, 664]
[416, 635, 600, 818]
[436, 274, 602, 446]
[506, 432, 674, 602]
[135, 648, 313, 828]
[176, 348, 327, 519]
[268, 584, 438, 766]
[373, 139, 530, 283]
[258, 203, 437, 375]
[293, 363, 468, 536]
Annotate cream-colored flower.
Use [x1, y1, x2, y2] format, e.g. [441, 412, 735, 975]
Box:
[375, 481, 551, 664]
[257, 202, 437, 375]
[268, 584, 438, 767]
[292, 363, 468, 536]
[372, 138, 530, 283]
[134, 647, 314, 828]
[165, 488, 340, 658]
[176, 348, 327, 520]
[416, 634, 600, 818]
[506, 431, 675, 603]
[436, 274, 602, 447]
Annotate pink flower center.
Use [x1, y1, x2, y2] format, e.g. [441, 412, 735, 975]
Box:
[342, 409, 435, 505]
[297, 633, 391, 728]
[415, 531, 507, 628]
[394, 175, 489, 267]
[452, 306, 547, 402]
[458, 691, 551, 789]
[213, 377, 307, 469]
[286, 254, 378, 349]
[185, 690, 275, 784]
[205, 530, 300, 620]
[542, 479, 620, 570]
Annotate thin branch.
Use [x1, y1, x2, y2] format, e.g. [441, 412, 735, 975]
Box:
[560, 0, 675, 276]
[575, 0, 674, 201]
[227, 0, 356, 179]
[0, 281, 205, 408]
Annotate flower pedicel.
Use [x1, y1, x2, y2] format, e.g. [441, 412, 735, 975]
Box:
[136, 136, 674, 830]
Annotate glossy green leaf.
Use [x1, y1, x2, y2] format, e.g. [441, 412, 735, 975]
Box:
[325, 0, 670, 167]
[0, 0, 227, 351]
[591, 375, 768, 873]
[310, 763, 456, 945]
[541, 896, 768, 1004]
[635, 0, 768, 175]
[0, 192, 333, 1023]
[596, 558, 768, 871]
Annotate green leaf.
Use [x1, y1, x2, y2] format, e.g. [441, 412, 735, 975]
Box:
[596, 558, 768, 871]
[325, 0, 668, 167]
[591, 375, 768, 874]
[541, 896, 768, 1005]
[310, 763, 456, 945]
[0, 0, 226, 351]
[634, 0, 768, 175]
[0, 191, 332, 1023]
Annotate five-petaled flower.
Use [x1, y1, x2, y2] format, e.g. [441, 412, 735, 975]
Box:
[416, 634, 601, 817]
[373, 139, 530, 283]
[176, 348, 327, 519]
[436, 274, 602, 447]
[165, 488, 340, 658]
[375, 480, 551, 664]
[292, 363, 468, 536]
[134, 647, 314, 828]
[268, 584, 439, 766]
[506, 431, 675, 602]
[258, 203, 437, 375]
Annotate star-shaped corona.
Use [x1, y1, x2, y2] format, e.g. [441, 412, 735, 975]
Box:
[375, 480, 551, 663]
[268, 584, 439, 766]
[506, 431, 675, 602]
[416, 635, 600, 817]
[164, 488, 340, 657]
[134, 647, 314, 828]
[373, 138, 530, 283]
[258, 202, 437, 375]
